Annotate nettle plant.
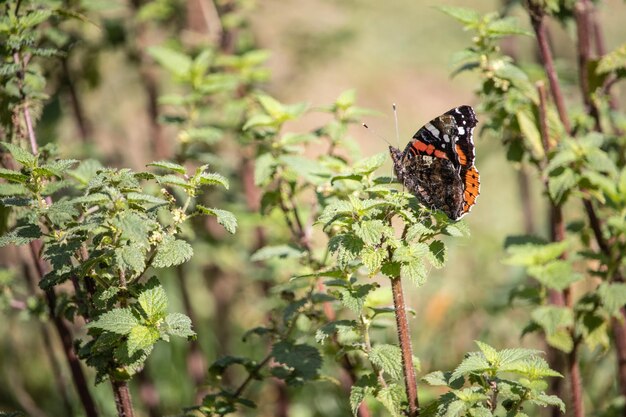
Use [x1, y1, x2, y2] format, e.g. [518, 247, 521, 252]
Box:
[189, 91, 565, 417]
[0, 1, 236, 415]
[442, 2, 626, 416]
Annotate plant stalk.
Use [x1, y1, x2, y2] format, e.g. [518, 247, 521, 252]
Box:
[390, 276, 419, 416]
[111, 379, 136, 417]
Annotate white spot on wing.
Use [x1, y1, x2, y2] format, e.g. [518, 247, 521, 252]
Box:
[426, 123, 440, 136]
[458, 127, 465, 134]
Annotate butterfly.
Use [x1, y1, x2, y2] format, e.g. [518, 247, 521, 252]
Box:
[389, 105, 479, 220]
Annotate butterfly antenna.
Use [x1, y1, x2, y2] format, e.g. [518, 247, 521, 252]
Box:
[362, 123, 392, 146]
[393, 103, 400, 148]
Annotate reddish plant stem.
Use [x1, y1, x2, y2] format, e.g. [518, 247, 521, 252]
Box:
[527, 3, 571, 133]
[111, 380, 136, 417]
[390, 276, 419, 416]
[574, 0, 601, 131]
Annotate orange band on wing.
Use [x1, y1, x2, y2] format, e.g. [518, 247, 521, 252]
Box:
[412, 140, 449, 159]
[462, 166, 480, 213]
[456, 144, 468, 166]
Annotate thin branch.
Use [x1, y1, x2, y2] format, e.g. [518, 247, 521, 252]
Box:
[527, 2, 572, 133]
[111, 379, 136, 417]
[574, 0, 601, 130]
[388, 255, 419, 417]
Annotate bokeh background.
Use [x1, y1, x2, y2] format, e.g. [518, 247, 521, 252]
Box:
[2, 0, 626, 416]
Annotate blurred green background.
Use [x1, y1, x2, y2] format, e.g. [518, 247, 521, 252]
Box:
[3, 0, 626, 416]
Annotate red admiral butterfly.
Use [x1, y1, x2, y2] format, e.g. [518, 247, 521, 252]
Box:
[389, 105, 479, 220]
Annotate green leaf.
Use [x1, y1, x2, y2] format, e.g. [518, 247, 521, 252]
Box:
[547, 167, 576, 205]
[88, 308, 139, 334]
[428, 240, 446, 268]
[197, 172, 229, 189]
[527, 260, 582, 291]
[126, 192, 168, 206]
[315, 320, 357, 344]
[353, 220, 387, 246]
[452, 352, 490, 380]
[337, 284, 376, 313]
[164, 313, 195, 338]
[505, 240, 569, 266]
[370, 344, 404, 380]
[152, 236, 193, 268]
[2, 143, 36, 167]
[0, 223, 42, 247]
[127, 324, 160, 356]
[115, 245, 146, 274]
[257, 94, 286, 119]
[156, 174, 190, 189]
[271, 341, 322, 385]
[254, 153, 277, 186]
[362, 246, 385, 274]
[196, 206, 237, 233]
[597, 283, 626, 315]
[376, 383, 405, 417]
[113, 211, 151, 247]
[353, 153, 387, 175]
[350, 378, 376, 416]
[487, 16, 532, 36]
[147, 161, 186, 174]
[0, 168, 28, 183]
[401, 259, 428, 286]
[243, 114, 275, 130]
[138, 285, 168, 321]
[597, 43, 626, 74]
[531, 393, 566, 413]
[531, 306, 574, 352]
[329, 233, 365, 269]
[438, 5, 481, 25]
[148, 46, 192, 77]
[251, 245, 304, 261]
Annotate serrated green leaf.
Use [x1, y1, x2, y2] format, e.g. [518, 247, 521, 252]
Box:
[250, 245, 304, 261]
[487, 16, 532, 36]
[0, 223, 42, 247]
[353, 153, 387, 175]
[115, 245, 146, 274]
[196, 206, 238, 233]
[315, 320, 357, 344]
[2, 143, 36, 167]
[147, 161, 186, 174]
[376, 383, 405, 417]
[0, 168, 28, 183]
[531, 306, 574, 352]
[353, 219, 387, 246]
[126, 192, 167, 206]
[88, 308, 139, 334]
[370, 344, 404, 380]
[112, 211, 151, 247]
[531, 393, 566, 412]
[152, 236, 193, 268]
[401, 259, 428, 286]
[362, 246, 385, 274]
[527, 260, 582, 290]
[350, 382, 376, 417]
[164, 313, 195, 338]
[138, 285, 168, 321]
[0, 183, 27, 196]
[271, 341, 322, 385]
[428, 240, 446, 268]
[444, 221, 470, 238]
[156, 174, 190, 189]
[338, 284, 376, 313]
[329, 233, 364, 269]
[197, 172, 229, 189]
[127, 324, 160, 356]
[451, 352, 490, 380]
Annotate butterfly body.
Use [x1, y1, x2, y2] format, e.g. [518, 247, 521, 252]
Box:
[389, 105, 479, 221]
